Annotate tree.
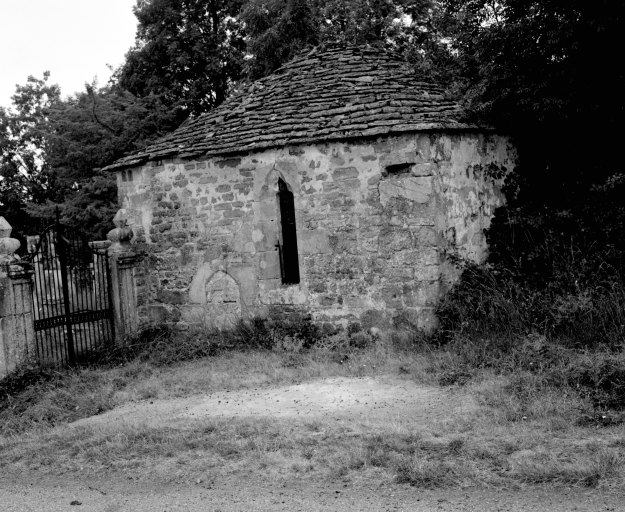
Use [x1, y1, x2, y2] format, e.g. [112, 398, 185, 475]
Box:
[438, 0, 625, 283]
[0, 73, 60, 234]
[119, 0, 246, 117]
[33, 81, 188, 239]
[1, 72, 182, 239]
[241, 0, 318, 79]
[241, 0, 439, 79]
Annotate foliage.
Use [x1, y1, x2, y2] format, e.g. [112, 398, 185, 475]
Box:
[242, 0, 442, 79]
[29, 83, 182, 239]
[1, 329, 624, 488]
[95, 312, 327, 366]
[0, 73, 59, 234]
[119, 0, 246, 116]
[241, 0, 319, 79]
[438, 0, 625, 278]
[437, 258, 625, 348]
[0, 75, 183, 239]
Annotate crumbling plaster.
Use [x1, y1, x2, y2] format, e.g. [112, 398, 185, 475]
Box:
[117, 132, 516, 330]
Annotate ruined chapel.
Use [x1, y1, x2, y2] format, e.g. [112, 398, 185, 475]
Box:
[105, 44, 517, 331]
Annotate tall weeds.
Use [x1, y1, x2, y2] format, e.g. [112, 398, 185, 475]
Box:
[434, 247, 625, 422]
[437, 257, 625, 348]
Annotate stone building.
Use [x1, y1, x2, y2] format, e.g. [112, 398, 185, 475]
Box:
[105, 45, 516, 331]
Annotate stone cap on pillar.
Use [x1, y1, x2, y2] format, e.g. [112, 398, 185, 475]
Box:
[107, 210, 134, 253]
[0, 217, 21, 266]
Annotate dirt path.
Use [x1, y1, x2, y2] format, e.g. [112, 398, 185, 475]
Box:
[1, 474, 623, 511]
[73, 376, 471, 428]
[2, 376, 624, 511]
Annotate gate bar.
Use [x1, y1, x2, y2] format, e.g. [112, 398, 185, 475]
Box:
[56, 218, 76, 365]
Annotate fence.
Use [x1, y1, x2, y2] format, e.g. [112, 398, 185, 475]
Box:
[0, 216, 141, 378]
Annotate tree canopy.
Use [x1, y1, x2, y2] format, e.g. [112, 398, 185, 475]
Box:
[241, 0, 441, 79]
[0, 74, 183, 239]
[1, 0, 624, 278]
[0, 73, 60, 235]
[119, 0, 246, 116]
[438, 0, 625, 281]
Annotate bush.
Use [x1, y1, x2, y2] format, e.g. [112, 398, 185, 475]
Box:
[437, 258, 625, 348]
[91, 312, 323, 366]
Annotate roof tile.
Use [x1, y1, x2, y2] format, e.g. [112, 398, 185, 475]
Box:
[105, 44, 476, 171]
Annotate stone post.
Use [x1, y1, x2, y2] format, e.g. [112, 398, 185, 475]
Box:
[107, 213, 142, 342]
[0, 217, 36, 378]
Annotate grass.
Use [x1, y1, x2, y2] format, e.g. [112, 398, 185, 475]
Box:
[0, 326, 409, 435]
[0, 326, 625, 488]
[1, 385, 622, 489]
[0, 317, 624, 490]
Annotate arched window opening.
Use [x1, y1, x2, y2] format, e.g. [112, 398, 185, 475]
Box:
[277, 178, 300, 285]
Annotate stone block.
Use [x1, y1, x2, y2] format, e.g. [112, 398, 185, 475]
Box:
[414, 264, 440, 281]
[259, 281, 308, 305]
[199, 176, 218, 184]
[308, 279, 328, 293]
[412, 163, 437, 176]
[359, 309, 391, 330]
[380, 150, 420, 167]
[299, 229, 331, 255]
[378, 227, 413, 252]
[181, 305, 206, 324]
[395, 307, 438, 332]
[229, 265, 257, 305]
[252, 222, 278, 252]
[223, 210, 245, 218]
[379, 176, 432, 205]
[216, 158, 242, 168]
[332, 167, 359, 181]
[258, 250, 281, 280]
[148, 304, 181, 324]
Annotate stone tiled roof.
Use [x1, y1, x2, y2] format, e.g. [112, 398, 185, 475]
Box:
[105, 44, 476, 171]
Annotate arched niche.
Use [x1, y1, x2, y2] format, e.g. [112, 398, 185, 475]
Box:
[203, 270, 241, 326]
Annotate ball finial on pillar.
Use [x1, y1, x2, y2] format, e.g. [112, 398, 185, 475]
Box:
[107, 211, 134, 252]
[0, 217, 21, 266]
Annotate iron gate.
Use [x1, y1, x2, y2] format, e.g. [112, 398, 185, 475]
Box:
[25, 220, 115, 365]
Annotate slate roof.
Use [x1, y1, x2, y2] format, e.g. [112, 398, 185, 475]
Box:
[106, 44, 476, 171]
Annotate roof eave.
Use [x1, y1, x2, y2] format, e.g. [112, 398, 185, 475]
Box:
[104, 123, 493, 172]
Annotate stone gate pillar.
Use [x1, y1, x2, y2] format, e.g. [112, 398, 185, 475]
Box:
[107, 215, 143, 343]
[0, 217, 36, 378]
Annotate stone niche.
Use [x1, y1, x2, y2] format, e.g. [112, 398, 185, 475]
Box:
[188, 266, 242, 327]
[118, 132, 516, 331]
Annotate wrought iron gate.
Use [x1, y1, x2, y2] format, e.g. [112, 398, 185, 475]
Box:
[25, 220, 115, 366]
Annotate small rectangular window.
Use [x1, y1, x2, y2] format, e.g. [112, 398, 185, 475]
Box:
[384, 163, 413, 175]
[277, 178, 300, 285]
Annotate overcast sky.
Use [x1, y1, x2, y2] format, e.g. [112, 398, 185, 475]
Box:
[0, 0, 138, 108]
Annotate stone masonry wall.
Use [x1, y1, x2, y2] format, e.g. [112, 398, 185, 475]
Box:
[116, 132, 516, 330]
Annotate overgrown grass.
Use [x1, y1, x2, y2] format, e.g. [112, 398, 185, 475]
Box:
[431, 258, 625, 426]
[0, 315, 387, 435]
[1, 399, 623, 489]
[1, 305, 624, 489]
[437, 259, 625, 347]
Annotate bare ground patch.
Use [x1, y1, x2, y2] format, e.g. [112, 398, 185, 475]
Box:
[1, 346, 624, 500]
[74, 376, 469, 427]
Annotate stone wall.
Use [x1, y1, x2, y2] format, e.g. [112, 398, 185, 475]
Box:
[116, 132, 516, 330]
[0, 217, 36, 377]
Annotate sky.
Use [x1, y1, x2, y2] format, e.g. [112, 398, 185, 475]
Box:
[0, 0, 138, 108]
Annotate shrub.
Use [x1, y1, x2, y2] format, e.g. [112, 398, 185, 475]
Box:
[437, 258, 625, 348]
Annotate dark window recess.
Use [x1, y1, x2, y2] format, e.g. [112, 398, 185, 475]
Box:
[277, 178, 300, 284]
[384, 162, 413, 175]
